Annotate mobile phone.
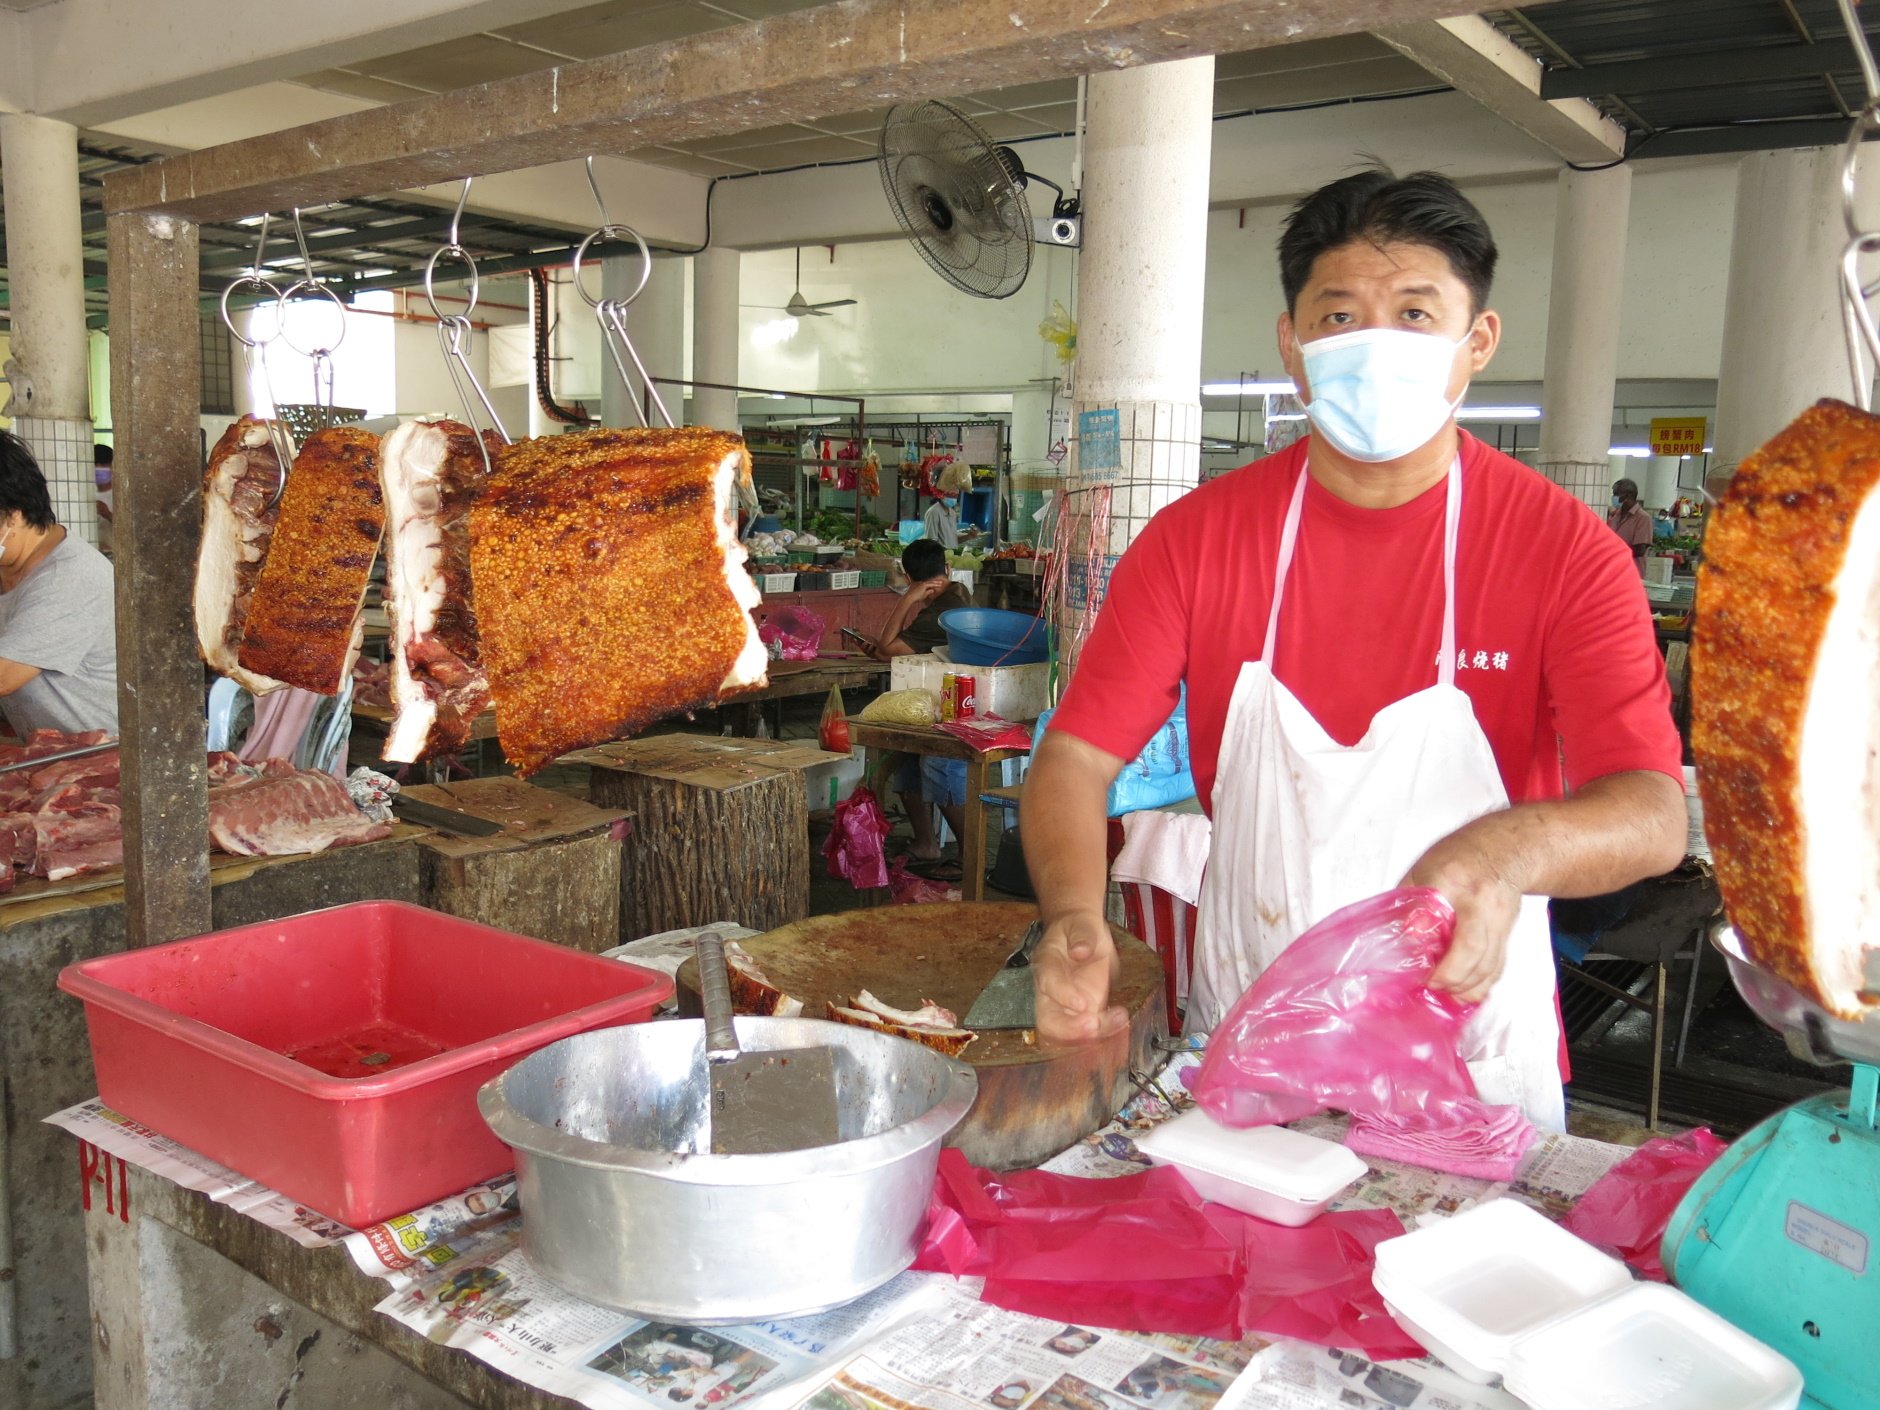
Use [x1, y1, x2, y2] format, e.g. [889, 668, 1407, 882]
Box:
[840, 627, 868, 644]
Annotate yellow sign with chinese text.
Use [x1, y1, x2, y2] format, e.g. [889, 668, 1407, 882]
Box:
[1649, 417, 1707, 457]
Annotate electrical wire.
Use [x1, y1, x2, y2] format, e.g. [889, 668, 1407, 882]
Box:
[527, 267, 593, 425]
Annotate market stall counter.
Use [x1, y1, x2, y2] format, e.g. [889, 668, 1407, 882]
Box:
[64, 1053, 1649, 1410]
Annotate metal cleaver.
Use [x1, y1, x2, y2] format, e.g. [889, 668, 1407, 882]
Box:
[964, 920, 1044, 1030]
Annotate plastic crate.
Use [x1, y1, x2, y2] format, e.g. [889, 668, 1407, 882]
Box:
[794, 572, 832, 592]
[828, 570, 861, 590]
[787, 548, 817, 565]
[58, 901, 671, 1226]
[857, 570, 888, 588]
[758, 572, 797, 593]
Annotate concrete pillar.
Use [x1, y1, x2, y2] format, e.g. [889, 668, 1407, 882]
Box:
[693, 245, 741, 432]
[0, 113, 97, 543]
[1714, 147, 1862, 472]
[1535, 165, 1631, 510]
[1064, 56, 1213, 672]
[600, 252, 685, 428]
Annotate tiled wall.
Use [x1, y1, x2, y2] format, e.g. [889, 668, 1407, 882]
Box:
[12, 415, 98, 546]
[1535, 458, 1611, 512]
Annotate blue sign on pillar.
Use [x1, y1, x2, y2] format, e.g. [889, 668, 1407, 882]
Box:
[1077, 408, 1121, 480]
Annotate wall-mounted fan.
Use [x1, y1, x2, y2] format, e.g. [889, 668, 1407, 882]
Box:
[878, 99, 1082, 301]
[746, 248, 858, 318]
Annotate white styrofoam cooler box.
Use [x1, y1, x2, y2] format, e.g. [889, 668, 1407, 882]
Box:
[1373, 1199, 1802, 1410]
[801, 748, 864, 812]
[891, 651, 1050, 721]
[1134, 1109, 1365, 1226]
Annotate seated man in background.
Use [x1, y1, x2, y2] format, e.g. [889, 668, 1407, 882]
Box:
[864, 540, 972, 877]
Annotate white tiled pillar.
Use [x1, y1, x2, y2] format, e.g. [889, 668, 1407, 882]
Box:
[693, 246, 741, 432]
[0, 114, 96, 544]
[1062, 56, 1213, 675]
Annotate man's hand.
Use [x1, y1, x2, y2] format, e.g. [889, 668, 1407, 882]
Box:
[1403, 830, 1523, 1003]
[1033, 908, 1128, 1044]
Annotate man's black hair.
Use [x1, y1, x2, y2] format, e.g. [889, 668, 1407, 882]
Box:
[1279, 166, 1498, 316]
[0, 432, 57, 531]
[902, 538, 948, 583]
[94, 443, 114, 467]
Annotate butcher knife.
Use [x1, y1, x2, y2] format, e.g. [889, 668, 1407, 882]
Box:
[697, 930, 841, 1155]
[963, 920, 1043, 1030]
[389, 795, 505, 837]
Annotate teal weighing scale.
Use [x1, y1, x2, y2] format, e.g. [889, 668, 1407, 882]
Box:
[1661, 928, 1880, 1410]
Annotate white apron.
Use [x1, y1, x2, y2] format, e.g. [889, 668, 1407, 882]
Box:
[1189, 459, 1566, 1132]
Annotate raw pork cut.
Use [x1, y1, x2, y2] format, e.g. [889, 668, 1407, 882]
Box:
[1693, 397, 1880, 1018]
[194, 417, 291, 693]
[208, 758, 394, 857]
[237, 425, 383, 694]
[378, 419, 496, 762]
[0, 813, 36, 872]
[825, 989, 977, 1056]
[33, 782, 124, 881]
[468, 427, 767, 775]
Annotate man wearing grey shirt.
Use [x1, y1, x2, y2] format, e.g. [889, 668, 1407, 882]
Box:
[0, 432, 118, 737]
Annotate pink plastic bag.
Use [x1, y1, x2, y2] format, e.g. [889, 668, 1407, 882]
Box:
[758, 605, 826, 661]
[885, 856, 960, 905]
[1185, 888, 1482, 1127]
[913, 1150, 1421, 1357]
[1561, 1128, 1727, 1281]
[822, 786, 892, 889]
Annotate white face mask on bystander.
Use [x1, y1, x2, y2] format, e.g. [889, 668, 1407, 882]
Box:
[1298, 326, 1470, 464]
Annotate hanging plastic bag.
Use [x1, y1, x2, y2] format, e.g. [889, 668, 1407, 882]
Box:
[823, 786, 892, 890]
[1185, 888, 1481, 1128]
[1561, 1128, 1728, 1281]
[758, 605, 825, 661]
[819, 684, 850, 754]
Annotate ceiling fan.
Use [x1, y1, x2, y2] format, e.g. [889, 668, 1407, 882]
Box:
[763, 247, 856, 318]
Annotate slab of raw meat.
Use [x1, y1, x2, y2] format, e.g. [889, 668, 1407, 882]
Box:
[208, 758, 394, 857]
[194, 417, 291, 693]
[468, 427, 767, 775]
[0, 813, 36, 872]
[33, 782, 124, 882]
[378, 419, 496, 762]
[237, 425, 383, 694]
[26, 749, 120, 794]
[1693, 397, 1880, 1018]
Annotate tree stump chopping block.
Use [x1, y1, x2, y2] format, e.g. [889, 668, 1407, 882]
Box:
[589, 762, 809, 941]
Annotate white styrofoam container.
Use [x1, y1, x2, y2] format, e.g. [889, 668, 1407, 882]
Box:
[890, 651, 1050, 722]
[1133, 1109, 1366, 1226]
[1373, 1201, 1802, 1410]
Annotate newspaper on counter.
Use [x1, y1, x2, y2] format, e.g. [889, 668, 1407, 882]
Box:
[804, 1278, 1267, 1410]
[376, 1251, 946, 1410]
[342, 1177, 522, 1286]
[1219, 1341, 1524, 1410]
[45, 1099, 352, 1248]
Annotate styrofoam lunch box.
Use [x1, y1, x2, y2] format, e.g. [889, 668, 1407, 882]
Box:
[1133, 1107, 1367, 1226]
[1372, 1199, 1802, 1410]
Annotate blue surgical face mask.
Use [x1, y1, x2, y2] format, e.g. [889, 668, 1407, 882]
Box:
[1611, 495, 1623, 509]
[1297, 326, 1470, 463]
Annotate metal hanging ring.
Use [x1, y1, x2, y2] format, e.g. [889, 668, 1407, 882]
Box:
[220, 274, 285, 347]
[571, 224, 652, 309]
[275, 279, 349, 360]
[424, 245, 482, 323]
[1837, 0, 1880, 108]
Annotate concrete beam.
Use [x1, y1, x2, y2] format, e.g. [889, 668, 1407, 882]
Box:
[104, 0, 1486, 223]
[1373, 14, 1627, 164]
[25, 0, 593, 127]
[96, 83, 711, 248]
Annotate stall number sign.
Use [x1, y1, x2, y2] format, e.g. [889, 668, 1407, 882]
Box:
[1650, 417, 1707, 457]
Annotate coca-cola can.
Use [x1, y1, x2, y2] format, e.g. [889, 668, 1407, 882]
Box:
[952, 672, 978, 719]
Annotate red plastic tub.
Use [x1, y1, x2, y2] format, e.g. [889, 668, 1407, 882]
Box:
[58, 901, 672, 1226]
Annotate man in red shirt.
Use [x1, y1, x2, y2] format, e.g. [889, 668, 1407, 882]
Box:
[1024, 168, 1685, 1127]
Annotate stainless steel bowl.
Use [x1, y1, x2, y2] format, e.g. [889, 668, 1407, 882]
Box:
[1713, 925, 1880, 1067]
[478, 1017, 976, 1323]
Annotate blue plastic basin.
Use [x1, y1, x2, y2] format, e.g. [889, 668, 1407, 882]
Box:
[939, 608, 1048, 666]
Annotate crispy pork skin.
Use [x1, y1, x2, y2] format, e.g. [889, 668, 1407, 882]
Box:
[469, 427, 767, 775]
[194, 417, 290, 693]
[237, 425, 384, 694]
[379, 419, 495, 762]
[1693, 397, 1880, 1018]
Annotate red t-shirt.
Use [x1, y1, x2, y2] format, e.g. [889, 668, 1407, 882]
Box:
[1051, 433, 1682, 814]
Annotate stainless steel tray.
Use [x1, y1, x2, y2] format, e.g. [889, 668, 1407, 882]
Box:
[1713, 926, 1880, 1067]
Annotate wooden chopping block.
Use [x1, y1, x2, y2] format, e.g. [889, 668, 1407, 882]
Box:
[675, 902, 1167, 1170]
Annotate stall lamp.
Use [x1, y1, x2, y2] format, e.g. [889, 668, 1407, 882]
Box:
[1456, 406, 1541, 420]
[1202, 380, 1296, 396]
[1610, 446, 1653, 458]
